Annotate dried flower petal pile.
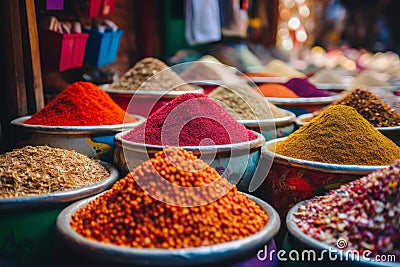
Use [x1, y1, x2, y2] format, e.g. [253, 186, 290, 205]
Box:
[293, 160, 400, 260]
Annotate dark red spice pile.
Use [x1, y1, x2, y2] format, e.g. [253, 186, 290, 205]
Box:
[122, 93, 257, 146]
[293, 160, 400, 259]
[24, 81, 137, 126]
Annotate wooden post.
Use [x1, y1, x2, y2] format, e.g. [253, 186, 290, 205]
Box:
[0, 0, 44, 151]
[20, 0, 45, 114]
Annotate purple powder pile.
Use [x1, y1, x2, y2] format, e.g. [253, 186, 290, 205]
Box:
[284, 78, 333, 97]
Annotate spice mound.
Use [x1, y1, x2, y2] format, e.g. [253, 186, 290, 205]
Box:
[258, 83, 300, 98]
[179, 59, 242, 83]
[108, 57, 194, 91]
[274, 105, 400, 165]
[71, 147, 269, 249]
[208, 84, 288, 120]
[284, 78, 332, 98]
[263, 59, 306, 78]
[122, 93, 257, 146]
[0, 146, 109, 198]
[293, 159, 400, 259]
[24, 81, 136, 126]
[326, 88, 400, 127]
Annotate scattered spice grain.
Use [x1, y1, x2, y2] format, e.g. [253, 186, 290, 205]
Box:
[70, 147, 269, 249]
[122, 93, 257, 146]
[108, 57, 194, 91]
[293, 159, 400, 260]
[24, 81, 136, 126]
[0, 146, 109, 198]
[274, 105, 400, 165]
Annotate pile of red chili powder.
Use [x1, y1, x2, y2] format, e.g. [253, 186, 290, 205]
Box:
[122, 93, 257, 146]
[24, 82, 137, 126]
[71, 147, 268, 248]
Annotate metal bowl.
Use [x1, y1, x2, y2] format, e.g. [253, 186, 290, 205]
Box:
[103, 86, 204, 117]
[113, 131, 265, 192]
[285, 201, 400, 267]
[56, 193, 280, 267]
[238, 110, 296, 141]
[254, 137, 387, 219]
[295, 113, 315, 127]
[296, 113, 400, 146]
[0, 162, 119, 267]
[266, 94, 343, 116]
[10, 115, 145, 162]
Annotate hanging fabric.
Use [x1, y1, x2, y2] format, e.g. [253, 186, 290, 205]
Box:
[185, 0, 222, 45]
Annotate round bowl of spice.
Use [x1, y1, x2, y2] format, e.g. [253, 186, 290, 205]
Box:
[295, 88, 400, 145]
[0, 145, 119, 267]
[265, 78, 344, 116]
[56, 147, 281, 267]
[177, 56, 245, 94]
[104, 57, 203, 117]
[113, 93, 266, 192]
[254, 105, 400, 220]
[208, 84, 297, 141]
[284, 160, 400, 266]
[10, 81, 145, 162]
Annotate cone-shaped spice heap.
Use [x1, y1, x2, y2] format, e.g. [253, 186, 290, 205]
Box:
[0, 145, 109, 198]
[71, 147, 269, 249]
[24, 82, 136, 126]
[327, 88, 400, 127]
[122, 93, 257, 146]
[208, 84, 288, 120]
[293, 160, 400, 258]
[274, 105, 400, 165]
[108, 57, 193, 91]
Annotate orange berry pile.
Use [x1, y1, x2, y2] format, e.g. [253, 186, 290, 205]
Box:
[71, 147, 268, 249]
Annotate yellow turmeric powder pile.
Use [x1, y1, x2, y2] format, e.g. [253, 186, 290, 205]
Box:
[274, 105, 400, 165]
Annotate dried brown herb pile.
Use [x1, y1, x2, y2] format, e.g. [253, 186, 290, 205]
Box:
[108, 57, 194, 91]
[0, 146, 109, 198]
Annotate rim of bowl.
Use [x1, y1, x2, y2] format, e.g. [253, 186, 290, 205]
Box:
[238, 110, 296, 127]
[114, 130, 265, 154]
[56, 193, 280, 266]
[296, 113, 400, 131]
[265, 93, 342, 105]
[314, 83, 351, 90]
[295, 113, 314, 126]
[102, 85, 204, 97]
[246, 76, 290, 84]
[265, 137, 388, 174]
[0, 162, 119, 210]
[10, 114, 146, 134]
[286, 201, 400, 267]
